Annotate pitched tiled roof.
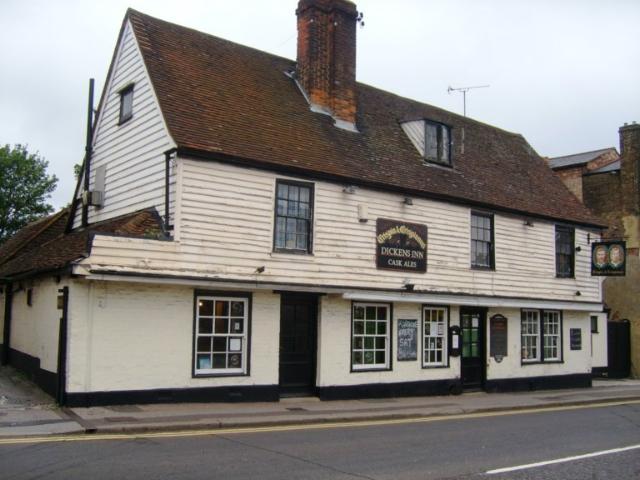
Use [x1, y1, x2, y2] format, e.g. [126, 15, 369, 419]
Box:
[127, 10, 603, 227]
[547, 148, 617, 169]
[0, 208, 164, 279]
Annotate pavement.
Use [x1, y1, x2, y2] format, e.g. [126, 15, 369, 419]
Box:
[2, 365, 640, 438]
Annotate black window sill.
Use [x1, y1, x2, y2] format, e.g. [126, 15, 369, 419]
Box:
[350, 366, 392, 373]
[471, 265, 495, 271]
[272, 248, 313, 256]
[520, 360, 564, 366]
[118, 114, 133, 126]
[555, 274, 575, 279]
[192, 372, 249, 379]
[421, 364, 449, 369]
[423, 159, 453, 168]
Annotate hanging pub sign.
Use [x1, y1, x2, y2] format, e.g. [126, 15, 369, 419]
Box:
[591, 241, 626, 276]
[376, 218, 428, 272]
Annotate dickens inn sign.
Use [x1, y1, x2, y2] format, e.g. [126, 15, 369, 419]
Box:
[376, 219, 428, 272]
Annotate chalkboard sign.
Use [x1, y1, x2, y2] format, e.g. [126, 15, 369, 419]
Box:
[489, 314, 508, 357]
[397, 319, 418, 361]
[570, 328, 582, 350]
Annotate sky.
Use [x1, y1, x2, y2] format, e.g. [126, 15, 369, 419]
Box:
[1, 0, 639, 209]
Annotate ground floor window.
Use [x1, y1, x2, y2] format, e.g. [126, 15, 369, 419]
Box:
[423, 306, 448, 367]
[194, 295, 249, 375]
[521, 309, 562, 363]
[352, 303, 390, 370]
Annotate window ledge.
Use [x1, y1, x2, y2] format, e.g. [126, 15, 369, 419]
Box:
[118, 114, 133, 126]
[271, 250, 314, 259]
[471, 265, 495, 271]
[421, 364, 450, 369]
[193, 372, 249, 378]
[350, 367, 392, 373]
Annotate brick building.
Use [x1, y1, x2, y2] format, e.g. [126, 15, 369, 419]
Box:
[550, 123, 640, 377]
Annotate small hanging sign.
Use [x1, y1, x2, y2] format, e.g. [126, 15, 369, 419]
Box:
[591, 241, 626, 276]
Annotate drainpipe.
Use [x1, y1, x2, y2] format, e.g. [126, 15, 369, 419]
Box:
[1, 283, 13, 365]
[81, 79, 95, 228]
[56, 286, 69, 405]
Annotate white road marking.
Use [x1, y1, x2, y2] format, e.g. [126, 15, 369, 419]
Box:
[486, 443, 640, 474]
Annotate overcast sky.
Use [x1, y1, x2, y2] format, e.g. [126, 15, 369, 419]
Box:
[1, 0, 639, 209]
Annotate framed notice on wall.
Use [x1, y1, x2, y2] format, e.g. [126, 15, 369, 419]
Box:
[489, 314, 508, 358]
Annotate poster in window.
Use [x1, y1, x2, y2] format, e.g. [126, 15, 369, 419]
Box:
[591, 241, 626, 276]
[376, 219, 428, 272]
[397, 319, 418, 361]
[229, 338, 242, 352]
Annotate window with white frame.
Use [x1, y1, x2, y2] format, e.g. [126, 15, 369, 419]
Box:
[423, 307, 448, 367]
[194, 296, 249, 375]
[543, 311, 561, 361]
[521, 309, 563, 363]
[521, 309, 540, 362]
[352, 303, 390, 370]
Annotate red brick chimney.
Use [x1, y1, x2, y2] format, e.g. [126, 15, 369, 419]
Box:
[619, 122, 640, 215]
[296, 0, 358, 130]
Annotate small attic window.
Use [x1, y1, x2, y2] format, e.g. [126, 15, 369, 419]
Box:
[119, 84, 134, 124]
[424, 120, 451, 165]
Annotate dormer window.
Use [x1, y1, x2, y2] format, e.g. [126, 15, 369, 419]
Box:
[119, 84, 134, 124]
[424, 120, 451, 165]
[400, 119, 452, 166]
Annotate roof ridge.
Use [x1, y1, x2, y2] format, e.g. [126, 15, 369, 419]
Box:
[550, 146, 617, 160]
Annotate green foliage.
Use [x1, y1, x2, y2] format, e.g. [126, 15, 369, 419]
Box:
[0, 144, 58, 244]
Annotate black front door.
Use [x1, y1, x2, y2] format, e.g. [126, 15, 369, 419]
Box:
[279, 294, 318, 396]
[460, 308, 486, 390]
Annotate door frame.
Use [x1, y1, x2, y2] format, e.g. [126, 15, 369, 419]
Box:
[459, 306, 487, 390]
[278, 292, 319, 396]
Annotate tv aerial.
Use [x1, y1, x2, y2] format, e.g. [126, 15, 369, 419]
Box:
[447, 84, 489, 117]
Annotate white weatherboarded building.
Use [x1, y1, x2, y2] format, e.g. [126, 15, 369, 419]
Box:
[0, 1, 607, 406]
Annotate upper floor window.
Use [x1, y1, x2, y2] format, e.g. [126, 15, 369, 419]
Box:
[424, 121, 451, 165]
[555, 225, 575, 278]
[274, 180, 313, 253]
[119, 84, 134, 124]
[471, 212, 494, 269]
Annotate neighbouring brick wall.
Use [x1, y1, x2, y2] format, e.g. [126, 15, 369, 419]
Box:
[555, 167, 584, 201]
[583, 171, 624, 239]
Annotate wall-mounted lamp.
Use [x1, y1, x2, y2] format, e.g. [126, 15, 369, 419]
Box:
[575, 290, 581, 296]
[403, 281, 415, 291]
[255, 266, 265, 274]
[343, 185, 357, 194]
[575, 246, 582, 252]
[523, 220, 534, 227]
[403, 197, 413, 205]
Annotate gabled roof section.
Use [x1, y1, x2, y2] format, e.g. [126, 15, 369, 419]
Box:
[0, 208, 165, 280]
[127, 9, 604, 228]
[548, 148, 618, 170]
[588, 159, 621, 175]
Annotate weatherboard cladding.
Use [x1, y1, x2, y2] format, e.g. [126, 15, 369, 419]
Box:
[126, 9, 603, 228]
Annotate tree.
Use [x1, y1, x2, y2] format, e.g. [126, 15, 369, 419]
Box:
[0, 144, 58, 245]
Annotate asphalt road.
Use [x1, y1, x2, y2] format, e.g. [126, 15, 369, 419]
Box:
[1, 402, 639, 480]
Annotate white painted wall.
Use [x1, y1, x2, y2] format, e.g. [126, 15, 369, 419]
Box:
[590, 312, 608, 369]
[82, 158, 601, 304]
[72, 19, 175, 229]
[486, 308, 592, 379]
[9, 278, 64, 373]
[66, 280, 279, 393]
[317, 296, 461, 386]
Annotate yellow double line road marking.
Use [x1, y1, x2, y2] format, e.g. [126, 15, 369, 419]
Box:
[0, 399, 638, 446]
